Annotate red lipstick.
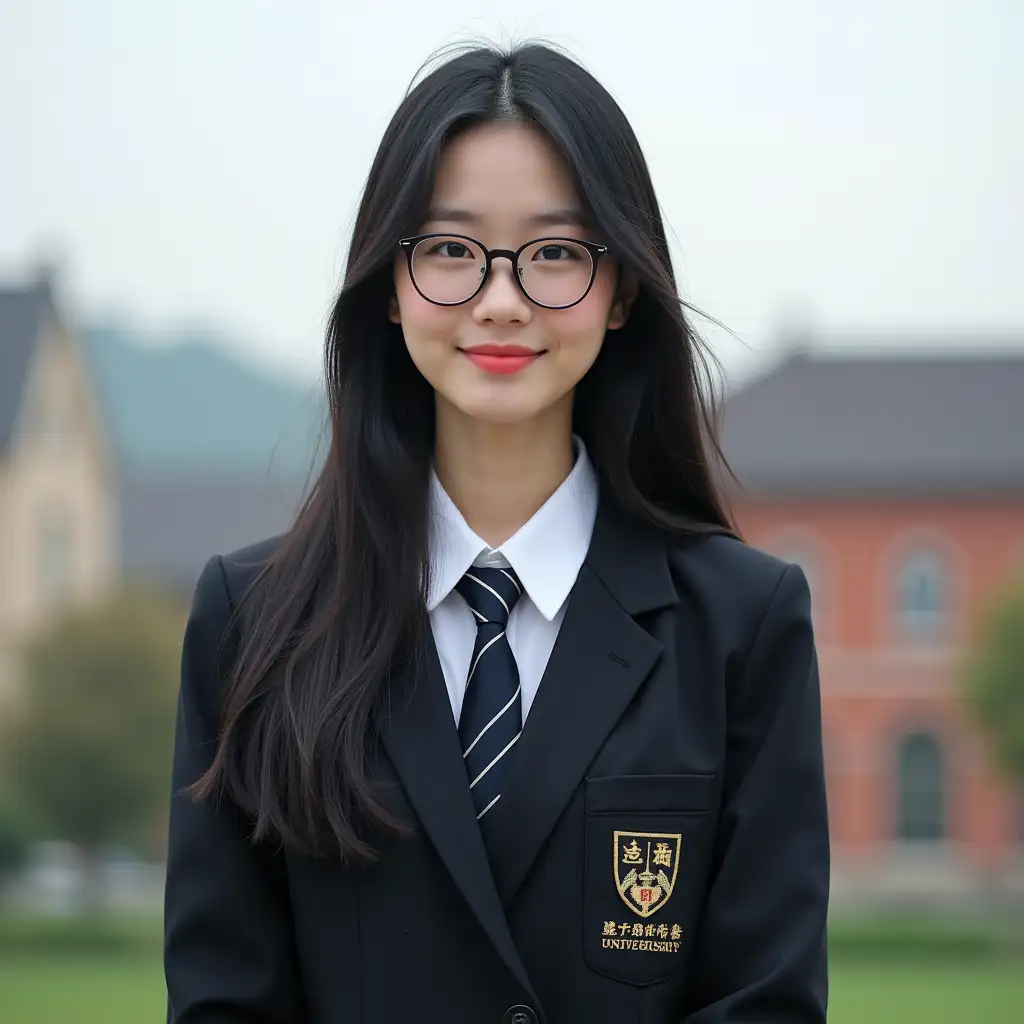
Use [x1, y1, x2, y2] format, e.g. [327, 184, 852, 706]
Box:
[461, 344, 543, 375]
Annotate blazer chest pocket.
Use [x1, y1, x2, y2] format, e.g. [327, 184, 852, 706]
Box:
[584, 773, 716, 986]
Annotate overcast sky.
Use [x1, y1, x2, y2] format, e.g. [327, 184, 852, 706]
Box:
[1, 0, 1020, 384]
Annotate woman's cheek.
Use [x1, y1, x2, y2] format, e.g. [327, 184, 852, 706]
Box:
[545, 305, 611, 353]
[402, 301, 463, 347]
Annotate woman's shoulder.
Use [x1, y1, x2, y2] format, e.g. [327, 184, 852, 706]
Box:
[670, 530, 796, 587]
[181, 536, 287, 709]
[665, 530, 811, 638]
[191, 534, 287, 611]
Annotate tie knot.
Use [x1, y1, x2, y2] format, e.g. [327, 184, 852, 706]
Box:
[456, 566, 523, 626]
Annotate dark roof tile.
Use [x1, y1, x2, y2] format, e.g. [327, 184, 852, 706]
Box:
[721, 350, 1024, 495]
[119, 472, 305, 594]
[0, 281, 51, 450]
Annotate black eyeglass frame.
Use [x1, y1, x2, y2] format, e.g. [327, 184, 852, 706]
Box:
[397, 233, 610, 310]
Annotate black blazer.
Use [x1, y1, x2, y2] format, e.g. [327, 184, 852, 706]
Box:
[164, 499, 829, 1023]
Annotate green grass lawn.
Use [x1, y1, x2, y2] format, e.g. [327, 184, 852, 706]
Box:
[829, 962, 1022, 1023]
[0, 953, 164, 1023]
[0, 956, 1021, 1022]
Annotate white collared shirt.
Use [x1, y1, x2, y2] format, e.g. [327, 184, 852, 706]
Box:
[426, 439, 599, 724]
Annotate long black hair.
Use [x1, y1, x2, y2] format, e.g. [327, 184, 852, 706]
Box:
[193, 41, 736, 862]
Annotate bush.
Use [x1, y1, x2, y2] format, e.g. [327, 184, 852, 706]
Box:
[0, 801, 35, 879]
[0, 911, 162, 957]
[10, 585, 183, 855]
[827, 915, 1012, 962]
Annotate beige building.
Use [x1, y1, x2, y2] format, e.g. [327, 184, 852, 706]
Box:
[0, 275, 117, 705]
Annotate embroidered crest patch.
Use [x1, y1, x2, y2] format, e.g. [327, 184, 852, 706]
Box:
[613, 831, 682, 918]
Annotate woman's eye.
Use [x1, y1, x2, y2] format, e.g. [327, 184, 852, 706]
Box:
[536, 244, 575, 261]
[432, 242, 472, 258]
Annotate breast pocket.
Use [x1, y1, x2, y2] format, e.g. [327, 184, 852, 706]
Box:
[584, 773, 716, 986]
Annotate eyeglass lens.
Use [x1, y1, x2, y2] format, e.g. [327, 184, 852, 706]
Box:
[410, 236, 594, 307]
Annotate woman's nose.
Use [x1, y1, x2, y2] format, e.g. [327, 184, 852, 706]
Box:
[472, 258, 532, 323]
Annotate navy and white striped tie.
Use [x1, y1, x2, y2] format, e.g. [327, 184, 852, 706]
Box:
[455, 565, 523, 832]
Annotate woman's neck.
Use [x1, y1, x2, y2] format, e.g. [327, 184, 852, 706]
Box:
[433, 399, 575, 548]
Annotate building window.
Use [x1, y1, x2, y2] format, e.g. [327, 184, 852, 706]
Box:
[25, 376, 76, 453]
[38, 509, 74, 606]
[41, 395, 75, 453]
[896, 730, 947, 842]
[894, 548, 950, 639]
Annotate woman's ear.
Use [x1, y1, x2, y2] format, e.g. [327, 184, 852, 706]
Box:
[388, 294, 401, 325]
[606, 272, 639, 331]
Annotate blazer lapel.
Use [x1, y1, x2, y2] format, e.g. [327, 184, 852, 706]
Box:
[378, 627, 536, 1000]
[485, 499, 680, 908]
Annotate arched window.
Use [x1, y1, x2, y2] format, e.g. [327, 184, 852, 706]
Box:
[37, 506, 74, 607]
[894, 548, 950, 639]
[896, 730, 947, 842]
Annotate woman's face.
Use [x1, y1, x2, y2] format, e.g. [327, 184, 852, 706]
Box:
[391, 122, 632, 428]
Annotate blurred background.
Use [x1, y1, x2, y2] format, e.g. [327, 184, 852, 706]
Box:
[1, 1, 1021, 1021]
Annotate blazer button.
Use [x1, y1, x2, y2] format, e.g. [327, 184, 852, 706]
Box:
[503, 1006, 538, 1024]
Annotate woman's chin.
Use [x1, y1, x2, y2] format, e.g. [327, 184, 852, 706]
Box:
[438, 388, 553, 428]
[458, 403, 544, 427]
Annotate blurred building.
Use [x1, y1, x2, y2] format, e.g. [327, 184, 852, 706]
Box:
[5, 267, 1024, 908]
[0, 273, 312, 710]
[82, 323, 318, 598]
[0, 275, 118, 705]
[722, 349, 1024, 909]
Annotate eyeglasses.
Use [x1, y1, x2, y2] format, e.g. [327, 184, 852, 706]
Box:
[397, 233, 609, 309]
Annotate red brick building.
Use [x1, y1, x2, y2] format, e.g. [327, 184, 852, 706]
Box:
[721, 350, 1024, 909]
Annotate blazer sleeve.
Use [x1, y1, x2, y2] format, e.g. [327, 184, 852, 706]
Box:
[682, 564, 830, 1022]
[164, 556, 304, 1023]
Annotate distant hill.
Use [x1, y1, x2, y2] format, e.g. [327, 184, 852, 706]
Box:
[82, 325, 325, 479]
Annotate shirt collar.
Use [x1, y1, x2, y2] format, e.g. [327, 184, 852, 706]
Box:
[426, 437, 598, 621]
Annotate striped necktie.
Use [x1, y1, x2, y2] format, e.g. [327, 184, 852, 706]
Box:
[455, 565, 523, 831]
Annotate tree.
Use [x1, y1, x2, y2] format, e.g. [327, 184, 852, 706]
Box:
[962, 578, 1024, 787]
[9, 585, 185, 902]
[0, 797, 34, 881]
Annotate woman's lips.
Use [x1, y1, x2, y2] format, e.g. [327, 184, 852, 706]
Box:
[461, 345, 544, 375]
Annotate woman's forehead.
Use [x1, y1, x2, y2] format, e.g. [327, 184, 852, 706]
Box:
[422, 203, 588, 233]
[427, 123, 583, 229]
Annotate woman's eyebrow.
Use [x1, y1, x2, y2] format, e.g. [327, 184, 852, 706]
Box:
[424, 206, 588, 230]
[525, 208, 588, 229]
[424, 206, 478, 224]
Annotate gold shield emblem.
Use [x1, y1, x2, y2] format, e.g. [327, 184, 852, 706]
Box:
[614, 831, 681, 918]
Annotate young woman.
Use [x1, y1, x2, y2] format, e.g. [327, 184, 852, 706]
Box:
[164, 42, 829, 1024]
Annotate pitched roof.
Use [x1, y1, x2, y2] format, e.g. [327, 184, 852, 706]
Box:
[82, 325, 322, 476]
[0, 280, 52, 451]
[720, 349, 1024, 496]
[119, 472, 306, 595]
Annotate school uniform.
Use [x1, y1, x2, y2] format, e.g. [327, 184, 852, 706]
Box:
[164, 441, 830, 1023]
